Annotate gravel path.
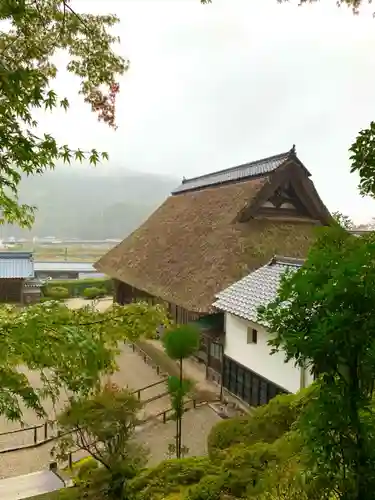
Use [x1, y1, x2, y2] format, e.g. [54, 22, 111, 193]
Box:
[0, 348, 220, 479]
[136, 405, 221, 465]
[0, 344, 173, 478]
[0, 299, 221, 479]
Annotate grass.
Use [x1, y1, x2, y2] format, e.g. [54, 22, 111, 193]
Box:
[25, 487, 78, 500]
[25, 492, 64, 500]
[4, 245, 112, 262]
[137, 340, 188, 380]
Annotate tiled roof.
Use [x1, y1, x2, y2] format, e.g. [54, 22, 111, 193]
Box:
[24, 278, 44, 288]
[213, 256, 304, 323]
[172, 147, 303, 195]
[0, 252, 34, 279]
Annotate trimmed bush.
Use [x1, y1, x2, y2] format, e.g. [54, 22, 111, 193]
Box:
[77, 457, 99, 481]
[41, 278, 113, 298]
[185, 475, 225, 500]
[207, 388, 313, 460]
[44, 286, 69, 300]
[83, 287, 106, 299]
[125, 457, 218, 500]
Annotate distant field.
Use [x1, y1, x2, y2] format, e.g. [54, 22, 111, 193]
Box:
[4, 245, 115, 262]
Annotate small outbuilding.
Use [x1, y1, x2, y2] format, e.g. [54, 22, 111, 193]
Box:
[0, 252, 36, 303]
[34, 262, 101, 280]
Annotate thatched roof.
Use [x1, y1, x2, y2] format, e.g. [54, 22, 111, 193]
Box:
[96, 147, 331, 313]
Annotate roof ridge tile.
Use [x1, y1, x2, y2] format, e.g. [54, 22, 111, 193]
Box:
[173, 148, 295, 195]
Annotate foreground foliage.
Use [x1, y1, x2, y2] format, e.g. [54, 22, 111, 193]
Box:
[0, 300, 167, 422]
[122, 389, 314, 500]
[207, 388, 312, 460]
[46, 385, 339, 500]
[259, 226, 375, 499]
[55, 383, 146, 499]
[0, 0, 126, 225]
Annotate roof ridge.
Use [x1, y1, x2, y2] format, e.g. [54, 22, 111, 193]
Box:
[181, 149, 292, 185]
[0, 251, 33, 259]
[269, 255, 305, 267]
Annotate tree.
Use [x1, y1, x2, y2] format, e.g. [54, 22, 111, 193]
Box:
[0, 0, 126, 227]
[332, 211, 354, 230]
[166, 375, 193, 459]
[276, 0, 368, 13]
[162, 324, 199, 459]
[54, 382, 146, 499]
[258, 226, 375, 500]
[350, 122, 375, 197]
[0, 300, 167, 423]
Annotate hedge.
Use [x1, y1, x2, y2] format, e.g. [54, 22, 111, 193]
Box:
[83, 287, 107, 299]
[125, 457, 218, 500]
[207, 386, 315, 461]
[41, 278, 113, 298]
[45, 286, 69, 300]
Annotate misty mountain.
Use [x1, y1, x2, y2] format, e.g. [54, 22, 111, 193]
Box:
[1, 166, 179, 240]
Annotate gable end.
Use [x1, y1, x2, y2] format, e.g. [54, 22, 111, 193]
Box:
[236, 162, 331, 225]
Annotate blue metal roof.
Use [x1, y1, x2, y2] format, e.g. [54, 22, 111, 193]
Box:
[172, 148, 300, 195]
[0, 252, 34, 279]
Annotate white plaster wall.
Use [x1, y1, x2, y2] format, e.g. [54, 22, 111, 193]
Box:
[224, 313, 313, 394]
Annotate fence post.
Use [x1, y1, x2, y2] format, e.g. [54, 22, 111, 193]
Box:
[132, 343, 135, 352]
[33, 426, 37, 445]
[137, 390, 141, 401]
[44, 422, 48, 440]
[193, 399, 197, 409]
[156, 365, 160, 375]
[68, 453, 73, 469]
[163, 411, 166, 424]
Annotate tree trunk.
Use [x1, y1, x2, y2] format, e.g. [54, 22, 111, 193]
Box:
[178, 357, 183, 459]
[347, 357, 369, 500]
[175, 412, 180, 459]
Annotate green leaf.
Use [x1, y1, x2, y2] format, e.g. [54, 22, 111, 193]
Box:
[60, 97, 70, 110]
[0, 1, 126, 226]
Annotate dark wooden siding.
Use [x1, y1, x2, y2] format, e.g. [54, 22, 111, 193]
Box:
[116, 281, 199, 324]
[0, 279, 23, 303]
[223, 355, 287, 407]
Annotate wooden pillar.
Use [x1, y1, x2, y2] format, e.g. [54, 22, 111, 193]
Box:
[20, 279, 24, 305]
[113, 279, 120, 304]
[206, 336, 210, 380]
[299, 365, 307, 390]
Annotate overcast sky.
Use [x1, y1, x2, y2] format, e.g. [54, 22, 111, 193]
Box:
[39, 0, 375, 223]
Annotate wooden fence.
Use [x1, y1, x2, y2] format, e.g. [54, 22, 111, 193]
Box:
[0, 341, 217, 455]
[0, 377, 168, 454]
[65, 397, 216, 469]
[0, 340, 172, 454]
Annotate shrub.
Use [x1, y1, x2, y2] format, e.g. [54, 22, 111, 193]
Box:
[41, 278, 113, 298]
[207, 388, 313, 460]
[126, 457, 218, 500]
[184, 474, 225, 500]
[77, 457, 99, 480]
[83, 287, 106, 299]
[220, 442, 281, 497]
[44, 286, 69, 300]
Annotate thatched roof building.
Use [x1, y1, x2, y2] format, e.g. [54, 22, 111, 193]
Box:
[96, 146, 331, 315]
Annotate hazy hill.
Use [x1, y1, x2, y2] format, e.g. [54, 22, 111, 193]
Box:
[1, 165, 178, 240]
